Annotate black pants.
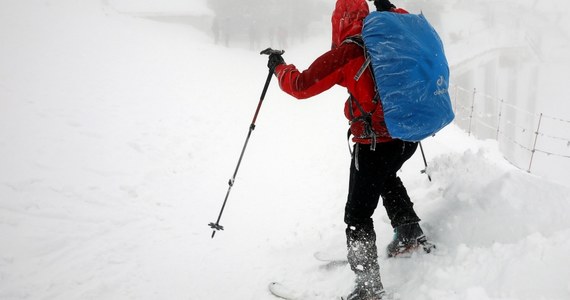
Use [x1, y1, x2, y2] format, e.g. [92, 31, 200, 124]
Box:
[344, 139, 420, 229]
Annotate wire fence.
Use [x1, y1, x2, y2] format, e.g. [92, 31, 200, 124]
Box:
[451, 84, 570, 173]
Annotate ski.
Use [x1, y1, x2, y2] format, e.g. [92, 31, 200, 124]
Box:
[268, 282, 344, 300]
[313, 251, 348, 270]
[268, 282, 300, 300]
[269, 251, 410, 299]
[313, 251, 348, 263]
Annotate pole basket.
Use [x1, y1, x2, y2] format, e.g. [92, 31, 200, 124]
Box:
[208, 222, 224, 231]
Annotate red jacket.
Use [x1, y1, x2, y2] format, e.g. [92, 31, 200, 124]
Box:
[275, 0, 407, 144]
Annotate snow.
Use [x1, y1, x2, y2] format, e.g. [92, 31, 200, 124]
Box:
[1, 1, 569, 300]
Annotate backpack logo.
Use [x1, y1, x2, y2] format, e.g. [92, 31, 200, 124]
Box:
[434, 76, 448, 96]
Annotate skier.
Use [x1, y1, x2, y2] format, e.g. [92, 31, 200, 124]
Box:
[266, 0, 434, 299]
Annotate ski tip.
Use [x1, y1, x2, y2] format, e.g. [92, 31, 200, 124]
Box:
[268, 282, 298, 300]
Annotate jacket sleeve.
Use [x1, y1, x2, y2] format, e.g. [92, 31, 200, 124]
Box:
[274, 48, 347, 100]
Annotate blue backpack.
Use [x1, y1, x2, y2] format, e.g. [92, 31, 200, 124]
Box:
[354, 11, 454, 142]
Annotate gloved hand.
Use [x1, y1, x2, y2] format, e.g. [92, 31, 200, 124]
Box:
[267, 53, 285, 71]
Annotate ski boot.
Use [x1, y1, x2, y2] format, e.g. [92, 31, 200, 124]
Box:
[386, 223, 435, 258]
[345, 224, 386, 300]
[345, 279, 386, 300]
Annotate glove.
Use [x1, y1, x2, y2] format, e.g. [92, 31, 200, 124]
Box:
[267, 53, 285, 71]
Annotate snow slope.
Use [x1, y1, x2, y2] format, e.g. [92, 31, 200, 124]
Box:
[1, 1, 569, 300]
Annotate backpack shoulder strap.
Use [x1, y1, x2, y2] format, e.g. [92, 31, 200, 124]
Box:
[343, 35, 364, 47]
[342, 36, 372, 82]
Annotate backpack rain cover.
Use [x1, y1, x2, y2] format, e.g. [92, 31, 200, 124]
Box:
[362, 11, 454, 141]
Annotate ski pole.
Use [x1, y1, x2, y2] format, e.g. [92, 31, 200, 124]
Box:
[419, 142, 432, 182]
[209, 48, 284, 239]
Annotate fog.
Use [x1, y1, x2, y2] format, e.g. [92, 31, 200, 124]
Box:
[1, 1, 570, 299]
[109, 0, 333, 50]
[112, 0, 570, 183]
[110, 0, 570, 57]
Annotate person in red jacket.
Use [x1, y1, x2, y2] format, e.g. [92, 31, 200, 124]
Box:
[267, 1, 433, 299]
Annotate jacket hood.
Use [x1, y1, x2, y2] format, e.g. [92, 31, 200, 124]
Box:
[331, 0, 370, 49]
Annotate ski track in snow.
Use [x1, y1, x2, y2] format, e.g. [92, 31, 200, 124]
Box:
[1, 1, 569, 300]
